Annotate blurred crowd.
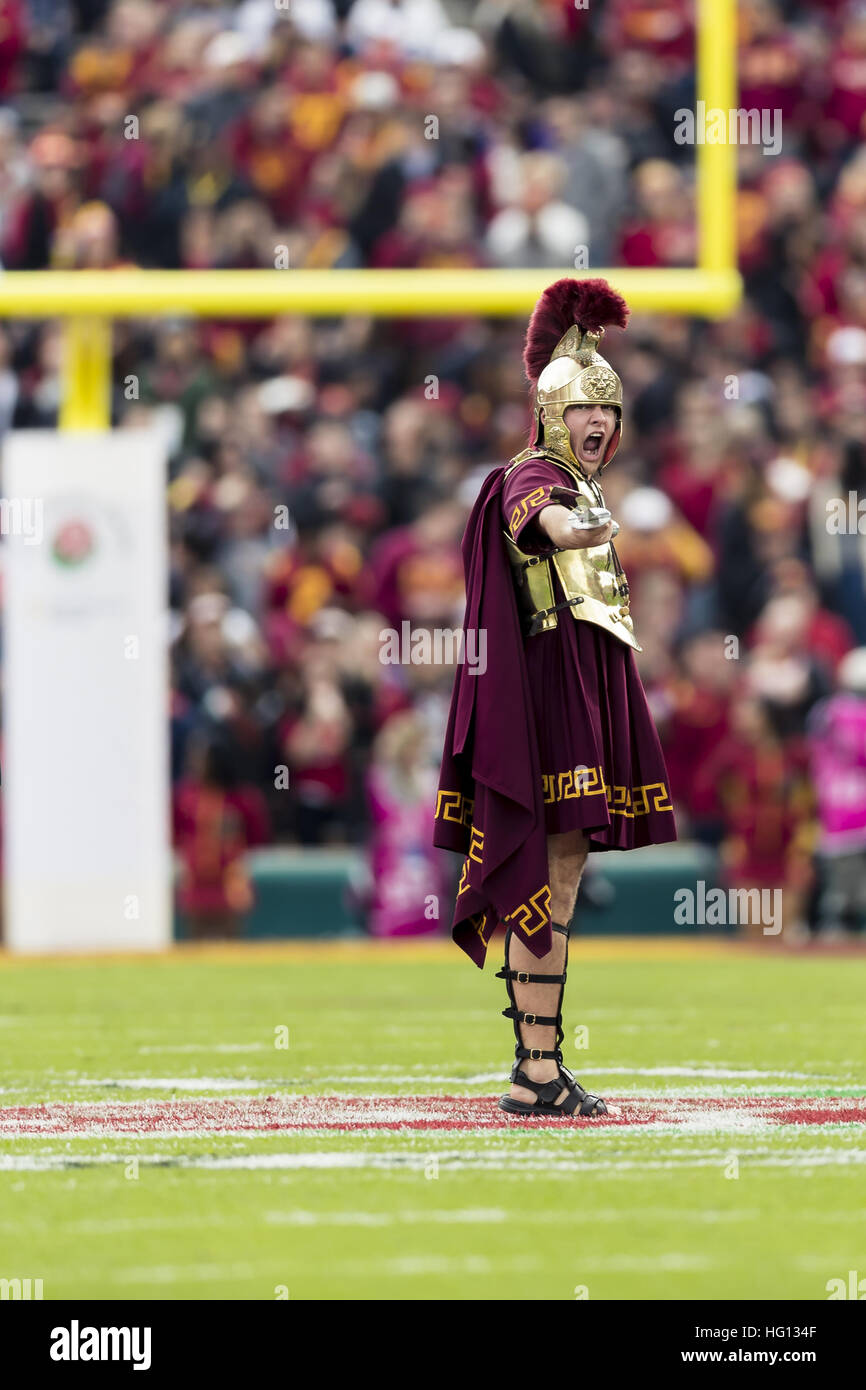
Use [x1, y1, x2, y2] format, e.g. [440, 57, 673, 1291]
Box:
[0, 0, 865, 936]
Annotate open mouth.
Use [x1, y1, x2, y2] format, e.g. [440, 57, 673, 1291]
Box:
[581, 430, 605, 460]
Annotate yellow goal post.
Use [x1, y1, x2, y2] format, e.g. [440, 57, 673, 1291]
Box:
[0, 0, 737, 433]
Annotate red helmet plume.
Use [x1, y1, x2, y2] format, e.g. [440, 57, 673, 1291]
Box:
[523, 277, 629, 384]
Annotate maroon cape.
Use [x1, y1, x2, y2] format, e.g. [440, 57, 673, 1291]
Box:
[434, 462, 677, 969]
[433, 467, 553, 967]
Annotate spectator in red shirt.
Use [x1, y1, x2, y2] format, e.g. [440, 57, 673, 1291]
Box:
[173, 736, 271, 940]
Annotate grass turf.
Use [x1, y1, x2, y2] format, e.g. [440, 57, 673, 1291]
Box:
[1, 939, 865, 1300]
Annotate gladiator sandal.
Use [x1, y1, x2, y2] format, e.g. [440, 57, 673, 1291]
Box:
[496, 923, 608, 1118]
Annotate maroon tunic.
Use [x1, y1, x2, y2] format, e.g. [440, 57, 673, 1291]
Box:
[503, 457, 677, 849]
[433, 459, 676, 969]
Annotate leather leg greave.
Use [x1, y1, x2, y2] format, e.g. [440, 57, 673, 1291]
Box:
[495, 924, 570, 1071]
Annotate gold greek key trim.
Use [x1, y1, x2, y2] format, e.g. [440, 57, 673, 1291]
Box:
[469, 911, 490, 942]
[508, 485, 551, 539]
[435, 789, 474, 827]
[542, 766, 673, 817]
[455, 826, 485, 898]
[503, 885, 552, 937]
[454, 825, 551, 944]
[542, 765, 608, 803]
[631, 781, 674, 816]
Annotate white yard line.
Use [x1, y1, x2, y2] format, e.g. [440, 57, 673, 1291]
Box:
[3, 1148, 866, 1173]
[0, 1206, 771, 1237]
[47, 1251, 718, 1285]
[137, 1044, 268, 1055]
[262, 1206, 761, 1229]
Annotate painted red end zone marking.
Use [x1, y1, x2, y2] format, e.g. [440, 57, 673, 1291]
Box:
[1, 1095, 865, 1136]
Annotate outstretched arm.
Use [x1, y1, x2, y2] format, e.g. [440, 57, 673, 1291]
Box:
[502, 460, 613, 553]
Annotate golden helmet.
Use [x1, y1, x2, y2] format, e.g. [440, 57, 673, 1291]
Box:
[523, 277, 629, 472]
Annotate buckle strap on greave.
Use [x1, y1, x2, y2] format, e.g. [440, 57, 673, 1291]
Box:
[495, 968, 566, 985]
[502, 1007, 559, 1027]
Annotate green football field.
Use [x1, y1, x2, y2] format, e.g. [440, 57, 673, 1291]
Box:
[1, 937, 865, 1301]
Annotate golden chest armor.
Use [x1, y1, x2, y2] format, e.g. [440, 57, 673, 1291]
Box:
[502, 451, 641, 652]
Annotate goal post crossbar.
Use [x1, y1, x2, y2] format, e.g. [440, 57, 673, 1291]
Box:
[0, 266, 740, 318]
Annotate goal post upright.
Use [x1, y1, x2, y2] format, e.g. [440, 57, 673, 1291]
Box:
[697, 0, 738, 276]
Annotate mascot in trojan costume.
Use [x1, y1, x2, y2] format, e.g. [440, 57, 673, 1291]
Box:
[434, 277, 676, 1118]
